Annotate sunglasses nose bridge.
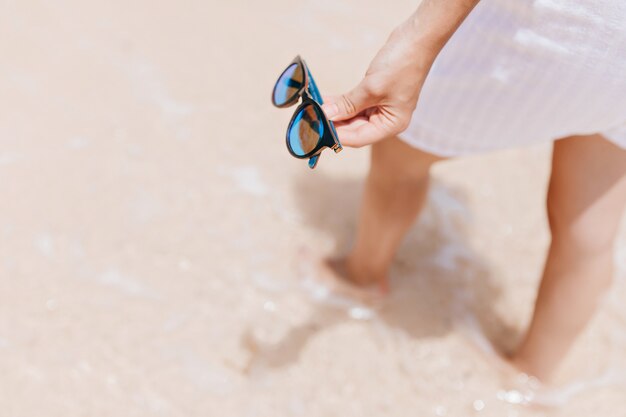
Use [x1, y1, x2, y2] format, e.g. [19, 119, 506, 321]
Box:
[300, 88, 312, 101]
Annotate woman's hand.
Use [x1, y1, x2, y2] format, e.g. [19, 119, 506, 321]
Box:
[323, 0, 480, 148]
[322, 23, 431, 148]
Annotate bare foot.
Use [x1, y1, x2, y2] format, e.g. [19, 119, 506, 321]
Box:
[474, 346, 553, 408]
[507, 355, 544, 382]
[453, 312, 545, 406]
[326, 256, 390, 296]
[296, 248, 389, 314]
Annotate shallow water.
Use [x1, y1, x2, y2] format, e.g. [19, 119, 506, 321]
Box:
[1, 0, 625, 416]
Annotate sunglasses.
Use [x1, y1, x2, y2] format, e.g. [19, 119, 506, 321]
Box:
[272, 56, 342, 169]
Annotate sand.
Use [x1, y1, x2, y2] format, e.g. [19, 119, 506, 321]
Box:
[1, 0, 625, 416]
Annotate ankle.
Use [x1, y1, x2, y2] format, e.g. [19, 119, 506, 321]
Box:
[344, 254, 389, 286]
[509, 357, 550, 384]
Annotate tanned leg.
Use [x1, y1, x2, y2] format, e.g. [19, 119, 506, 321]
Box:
[319, 136, 444, 297]
[511, 134, 626, 382]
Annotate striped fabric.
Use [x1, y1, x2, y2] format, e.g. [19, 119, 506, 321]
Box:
[399, 0, 626, 156]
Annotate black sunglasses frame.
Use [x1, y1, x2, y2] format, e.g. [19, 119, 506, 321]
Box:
[272, 55, 342, 169]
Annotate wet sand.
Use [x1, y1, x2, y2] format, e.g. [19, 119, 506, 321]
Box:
[1, 0, 625, 416]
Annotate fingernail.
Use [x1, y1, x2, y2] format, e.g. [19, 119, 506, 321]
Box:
[322, 103, 339, 119]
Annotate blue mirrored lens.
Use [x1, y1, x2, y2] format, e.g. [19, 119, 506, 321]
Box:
[288, 104, 324, 156]
[273, 63, 303, 106]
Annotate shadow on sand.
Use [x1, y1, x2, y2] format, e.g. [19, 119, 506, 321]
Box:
[242, 169, 520, 373]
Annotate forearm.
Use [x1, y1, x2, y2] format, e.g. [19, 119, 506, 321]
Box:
[393, 0, 480, 69]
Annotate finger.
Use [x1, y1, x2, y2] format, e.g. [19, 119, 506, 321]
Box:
[321, 94, 339, 104]
[333, 115, 369, 129]
[321, 82, 376, 122]
[320, 95, 342, 118]
[335, 121, 390, 148]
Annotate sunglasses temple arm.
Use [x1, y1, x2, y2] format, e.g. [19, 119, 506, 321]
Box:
[308, 154, 320, 169]
[306, 67, 324, 104]
[305, 66, 343, 151]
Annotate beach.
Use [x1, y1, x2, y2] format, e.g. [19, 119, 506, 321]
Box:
[1, 0, 625, 415]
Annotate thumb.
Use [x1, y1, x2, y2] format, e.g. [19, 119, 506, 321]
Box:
[321, 82, 375, 122]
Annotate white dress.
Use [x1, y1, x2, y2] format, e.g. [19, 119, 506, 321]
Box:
[398, 0, 626, 156]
